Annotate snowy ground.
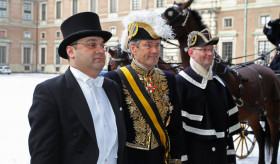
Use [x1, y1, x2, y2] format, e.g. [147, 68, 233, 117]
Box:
[0, 73, 279, 164]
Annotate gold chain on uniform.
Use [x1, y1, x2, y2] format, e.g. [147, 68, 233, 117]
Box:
[124, 61, 173, 150]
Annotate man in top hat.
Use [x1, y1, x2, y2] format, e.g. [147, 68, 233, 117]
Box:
[176, 29, 241, 164]
[104, 10, 182, 164]
[28, 12, 126, 164]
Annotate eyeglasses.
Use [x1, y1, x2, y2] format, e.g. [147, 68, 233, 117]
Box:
[192, 48, 214, 53]
[71, 42, 106, 50]
[141, 43, 161, 50]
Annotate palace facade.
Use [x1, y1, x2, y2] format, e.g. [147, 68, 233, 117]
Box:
[0, 0, 279, 73]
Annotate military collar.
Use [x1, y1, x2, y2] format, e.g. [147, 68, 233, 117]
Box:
[179, 67, 225, 89]
[131, 59, 155, 76]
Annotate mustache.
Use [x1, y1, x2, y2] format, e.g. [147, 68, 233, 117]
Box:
[148, 54, 159, 57]
[94, 54, 104, 58]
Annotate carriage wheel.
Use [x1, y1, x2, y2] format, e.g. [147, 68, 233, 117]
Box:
[233, 122, 257, 158]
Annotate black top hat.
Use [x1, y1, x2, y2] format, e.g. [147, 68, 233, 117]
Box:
[58, 12, 112, 59]
[187, 29, 219, 49]
[263, 18, 280, 47]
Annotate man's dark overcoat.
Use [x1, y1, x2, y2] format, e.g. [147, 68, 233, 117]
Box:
[176, 67, 240, 164]
[28, 68, 126, 164]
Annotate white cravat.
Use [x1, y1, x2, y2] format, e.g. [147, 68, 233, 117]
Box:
[86, 76, 104, 88]
[70, 67, 118, 164]
[190, 58, 213, 80]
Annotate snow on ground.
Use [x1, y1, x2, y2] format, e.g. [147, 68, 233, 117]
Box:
[0, 73, 279, 164]
[0, 73, 58, 164]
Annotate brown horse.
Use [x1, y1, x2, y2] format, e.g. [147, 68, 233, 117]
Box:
[162, 0, 280, 163]
[107, 44, 131, 71]
[213, 56, 280, 164]
[162, 0, 206, 68]
[107, 44, 179, 75]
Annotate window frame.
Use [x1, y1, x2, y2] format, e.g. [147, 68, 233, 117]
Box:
[41, 32, 46, 39]
[89, 0, 97, 13]
[23, 2, 32, 21]
[222, 41, 233, 60]
[0, 29, 7, 38]
[24, 31, 31, 39]
[55, 0, 62, 20]
[109, 26, 117, 35]
[23, 47, 32, 64]
[72, 0, 78, 15]
[156, 0, 164, 8]
[56, 31, 61, 38]
[40, 46, 47, 65]
[0, 45, 7, 64]
[223, 17, 233, 28]
[131, 0, 141, 11]
[40, 2, 47, 21]
[54, 46, 61, 65]
[110, 0, 117, 13]
[0, 0, 7, 18]
[257, 40, 271, 66]
[260, 15, 270, 26]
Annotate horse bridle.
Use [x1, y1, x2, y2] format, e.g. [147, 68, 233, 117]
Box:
[214, 55, 244, 106]
[164, 4, 190, 28]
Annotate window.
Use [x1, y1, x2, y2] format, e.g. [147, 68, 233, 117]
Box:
[260, 15, 270, 25]
[55, 47, 60, 65]
[132, 0, 140, 10]
[41, 32, 46, 39]
[0, 30, 6, 37]
[40, 47, 46, 64]
[23, 47, 31, 64]
[41, 3, 46, 21]
[258, 40, 270, 65]
[90, 0, 97, 13]
[73, 0, 78, 14]
[0, 0, 7, 18]
[222, 42, 233, 60]
[24, 32, 31, 39]
[56, 1, 61, 19]
[24, 65, 30, 71]
[157, 0, 164, 8]
[55, 67, 60, 72]
[224, 18, 232, 28]
[56, 31, 60, 38]
[110, 27, 116, 35]
[110, 0, 117, 13]
[258, 41, 270, 54]
[23, 3, 32, 21]
[0, 46, 6, 64]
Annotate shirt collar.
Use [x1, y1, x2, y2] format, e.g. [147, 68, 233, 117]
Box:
[70, 66, 104, 87]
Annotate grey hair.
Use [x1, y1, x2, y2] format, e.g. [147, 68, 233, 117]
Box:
[127, 40, 140, 54]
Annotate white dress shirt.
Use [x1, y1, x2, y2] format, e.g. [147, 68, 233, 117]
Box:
[70, 67, 118, 164]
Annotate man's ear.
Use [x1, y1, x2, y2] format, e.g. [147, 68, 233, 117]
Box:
[188, 48, 193, 57]
[130, 44, 137, 55]
[66, 46, 75, 59]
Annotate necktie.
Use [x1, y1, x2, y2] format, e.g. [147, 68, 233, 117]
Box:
[86, 76, 104, 88]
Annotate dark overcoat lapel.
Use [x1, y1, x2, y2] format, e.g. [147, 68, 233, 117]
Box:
[64, 68, 98, 144]
[63, 68, 125, 156]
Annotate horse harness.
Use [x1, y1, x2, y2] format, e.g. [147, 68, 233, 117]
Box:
[109, 47, 130, 67]
[231, 64, 280, 124]
[164, 4, 190, 28]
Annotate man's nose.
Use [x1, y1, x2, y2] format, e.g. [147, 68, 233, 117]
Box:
[206, 50, 214, 55]
[151, 46, 160, 53]
[96, 46, 105, 53]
